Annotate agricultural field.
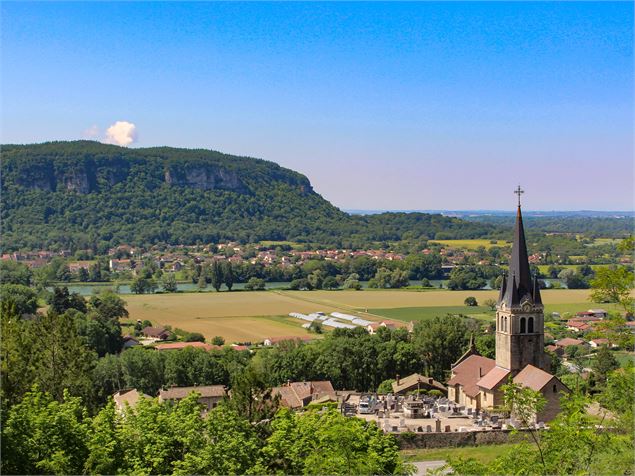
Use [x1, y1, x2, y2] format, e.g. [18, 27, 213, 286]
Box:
[122, 288, 611, 342]
[429, 239, 509, 249]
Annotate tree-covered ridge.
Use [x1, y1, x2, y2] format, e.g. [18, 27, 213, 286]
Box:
[1, 141, 497, 251]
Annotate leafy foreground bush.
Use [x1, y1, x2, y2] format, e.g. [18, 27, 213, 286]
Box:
[1, 387, 413, 475]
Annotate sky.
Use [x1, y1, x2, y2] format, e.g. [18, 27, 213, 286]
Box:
[2, 2, 633, 211]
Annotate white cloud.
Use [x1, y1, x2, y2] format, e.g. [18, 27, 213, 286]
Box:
[104, 121, 137, 146]
[82, 124, 100, 139]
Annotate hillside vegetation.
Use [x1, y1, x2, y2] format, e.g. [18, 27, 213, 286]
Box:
[1, 141, 495, 251]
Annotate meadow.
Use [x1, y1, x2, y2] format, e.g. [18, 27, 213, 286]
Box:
[122, 288, 608, 342]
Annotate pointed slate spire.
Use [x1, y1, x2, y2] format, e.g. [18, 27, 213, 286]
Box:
[499, 188, 538, 307]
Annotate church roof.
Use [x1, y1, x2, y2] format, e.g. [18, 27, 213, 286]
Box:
[513, 364, 555, 391]
[477, 366, 511, 390]
[499, 202, 542, 307]
[447, 354, 496, 398]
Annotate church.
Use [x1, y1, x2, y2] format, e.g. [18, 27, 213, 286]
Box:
[447, 189, 569, 422]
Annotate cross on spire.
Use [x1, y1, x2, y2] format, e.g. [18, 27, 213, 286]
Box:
[514, 185, 524, 207]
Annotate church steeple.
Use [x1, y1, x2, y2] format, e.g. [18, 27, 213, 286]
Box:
[495, 187, 547, 373]
[498, 187, 541, 307]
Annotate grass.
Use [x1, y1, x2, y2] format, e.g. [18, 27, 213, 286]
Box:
[429, 239, 509, 249]
[369, 306, 494, 322]
[401, 443, 517, 463]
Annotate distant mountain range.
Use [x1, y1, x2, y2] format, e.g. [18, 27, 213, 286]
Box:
[1, 141, 496, 251]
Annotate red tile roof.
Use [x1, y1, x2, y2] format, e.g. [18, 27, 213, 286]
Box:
[555, 338, 584, 347]
[513, 365, 555, 392]
[447, 354, 496, 398]
[477, 366, 510, 390]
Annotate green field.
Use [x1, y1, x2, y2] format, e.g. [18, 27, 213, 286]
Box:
[429, 239, 509, 249]
[401, 443, 517, 463]
[370, 306, 494, 322]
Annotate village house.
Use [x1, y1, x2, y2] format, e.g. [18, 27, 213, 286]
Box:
[68, 260, 93, 273]
[588, 339, 618, 349]
[392, 373, 446, 396]
[159, 385, 227, 411]
[554, 337, 584, 350]
[109, 258, 133, 272]
[122, 335, 141, 350]
[142, 326, 171, 340]
[446, 197, 569, 422]
[271, 380, 335, 409]
[113, 388, 151, 413]
[366, 320, 400, 335]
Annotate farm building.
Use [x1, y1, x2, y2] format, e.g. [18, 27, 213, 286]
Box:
[142, 326, 171, 340]
[271, 381, 335, 409]
[159, 385, 226, 411]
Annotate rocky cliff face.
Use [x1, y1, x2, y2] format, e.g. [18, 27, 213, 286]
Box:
[164, 165, 248, 193]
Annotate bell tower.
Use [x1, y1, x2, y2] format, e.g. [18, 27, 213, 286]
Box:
[495, 187, 547, 373]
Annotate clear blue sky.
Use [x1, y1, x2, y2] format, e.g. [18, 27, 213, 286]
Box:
[2, 2, 633, 210]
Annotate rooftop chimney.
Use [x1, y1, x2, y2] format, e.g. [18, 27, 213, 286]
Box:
[396, 374, 400, 385]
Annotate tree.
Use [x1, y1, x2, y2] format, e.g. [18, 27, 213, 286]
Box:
[413, 315, 469, 381]
[464, 296, 478, 307]
[185, 332, 206, 343]
[376, 379, 395, 394]
[558, 269, 589, 289]
[222, 262, 234, 291]
[49, 286, 87, 314]
[2, 387, 90, 475]
[0, 260, 32, 286]
[161, 273, 178, 292]
[322, 276, 339, 290]
[78, 267, 90, 282]
[172, 404, 261, 475]
[0, 284, 38, 316]
[475, 334, 495, 359]
[308, 269, 325, 290]
[209, 261, 223, 292]
[130, 277, 157, 294]
[483, 298, 497, 311]
[592, 345, 619, 386]
[343, 273, 362, 290]
[211, 335, 225, 346]
[590, 266, 634, 313]
[256, 408, 411, 475]
[447, 266, 487, 290]
[245, 277, 265, 291]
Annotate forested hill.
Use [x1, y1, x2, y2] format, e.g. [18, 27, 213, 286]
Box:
[1, 141, 497, 251]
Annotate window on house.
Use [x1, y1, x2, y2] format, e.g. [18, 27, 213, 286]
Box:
[553, 384, 557, 393]
[520, 317, 526, 333]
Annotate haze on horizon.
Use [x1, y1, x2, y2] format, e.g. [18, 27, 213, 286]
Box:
[1, 2, 633, 211]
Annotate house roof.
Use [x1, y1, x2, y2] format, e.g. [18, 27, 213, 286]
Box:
[154, 341, 220, 351]
[113, 388, 151, 408]
[392, 373, 446, 394]
[143, 326, 168, 337]
[477, 366, 511, 390]
[447, 354, 496, 398]
[555, 337, 583, 347]
[513, 364, 555, 392]
[271, 380, 334, 409]
[159, 385, 226, 400]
